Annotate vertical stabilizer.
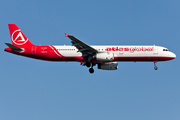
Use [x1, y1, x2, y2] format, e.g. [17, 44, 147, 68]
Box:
[8, 24, 34, 48]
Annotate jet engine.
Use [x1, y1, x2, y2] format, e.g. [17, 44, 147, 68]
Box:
[98, 62, 118, 70]
[96, 53, 114, 61]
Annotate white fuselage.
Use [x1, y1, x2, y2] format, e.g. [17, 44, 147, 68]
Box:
[51, 45, 176, 61]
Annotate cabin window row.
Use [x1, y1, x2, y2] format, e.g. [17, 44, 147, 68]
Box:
[41, 49, 106, 51]
[41, 49, 76, 51]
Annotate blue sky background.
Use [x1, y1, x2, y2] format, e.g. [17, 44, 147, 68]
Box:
[0, 0, 180, 120]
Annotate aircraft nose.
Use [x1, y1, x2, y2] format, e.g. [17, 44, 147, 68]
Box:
[170, 52, 176, 59]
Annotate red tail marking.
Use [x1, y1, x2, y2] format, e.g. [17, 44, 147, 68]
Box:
[8, 24, 34, 48]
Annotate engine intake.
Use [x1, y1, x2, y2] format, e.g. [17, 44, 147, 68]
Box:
[98, 62, 118, 70]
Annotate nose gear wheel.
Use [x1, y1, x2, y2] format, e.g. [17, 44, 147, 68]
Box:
[154, 61, 158, 70]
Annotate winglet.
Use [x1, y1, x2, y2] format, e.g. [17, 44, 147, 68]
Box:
[65, 33, 69, 37]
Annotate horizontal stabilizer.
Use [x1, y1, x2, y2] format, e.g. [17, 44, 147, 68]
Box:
[5, 43, 23, 52]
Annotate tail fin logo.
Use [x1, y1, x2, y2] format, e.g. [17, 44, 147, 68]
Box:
[12, 30, 28, 45]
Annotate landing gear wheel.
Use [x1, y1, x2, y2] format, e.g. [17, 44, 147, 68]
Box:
[154, 61, 158, 70]
[89, 68, 94, 74]
[154, 66, 158, 70]
[86, 62, 91, 68]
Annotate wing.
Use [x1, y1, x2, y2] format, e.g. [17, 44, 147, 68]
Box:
[65, 33, 99, 60]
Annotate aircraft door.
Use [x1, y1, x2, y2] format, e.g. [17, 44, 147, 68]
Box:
[153, 46, 158, 55]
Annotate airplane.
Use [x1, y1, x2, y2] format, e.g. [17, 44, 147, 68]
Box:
[4, 24, 176, 74]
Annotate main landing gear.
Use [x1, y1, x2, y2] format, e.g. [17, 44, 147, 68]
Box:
[85, 62, 95, 74]
[89, 68, 94, 74]
[154, 61, 158, 70]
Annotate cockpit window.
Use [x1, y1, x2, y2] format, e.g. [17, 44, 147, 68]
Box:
[163, 49, 169, 51]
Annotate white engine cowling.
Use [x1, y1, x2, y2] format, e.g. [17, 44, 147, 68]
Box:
[96, 53, 114, 61]
[98, 62, 118, 70]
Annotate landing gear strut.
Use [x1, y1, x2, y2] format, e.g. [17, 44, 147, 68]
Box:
[86, 62, 91, 67]
[154, 61, 158, 70]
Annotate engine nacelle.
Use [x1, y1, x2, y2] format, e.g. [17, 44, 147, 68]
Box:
[96, 53, 114, 61]
[98, 62, 118, 70]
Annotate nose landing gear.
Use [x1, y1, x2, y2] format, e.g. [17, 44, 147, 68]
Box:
[154, 61, 158, 70]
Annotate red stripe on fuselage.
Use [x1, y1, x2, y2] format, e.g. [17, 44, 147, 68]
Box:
[5, 46, 84, 61]
[49, 46, 64, 57]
